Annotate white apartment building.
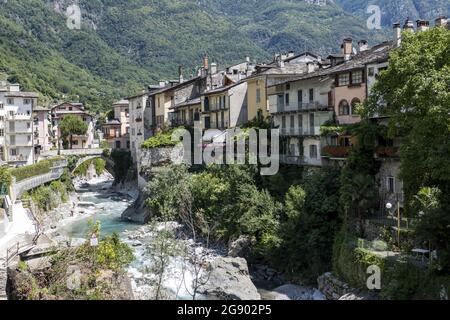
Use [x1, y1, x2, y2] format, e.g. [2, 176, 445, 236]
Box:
[0, 82, 38, 166]
[269, 73, 334, 167]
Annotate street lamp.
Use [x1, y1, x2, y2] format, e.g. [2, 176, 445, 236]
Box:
[386, 202, 401, 248]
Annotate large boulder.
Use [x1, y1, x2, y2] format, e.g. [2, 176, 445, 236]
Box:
[200, 257, 261, 300]
[121, 192, 150, 223]
[228, 236, 253, 258]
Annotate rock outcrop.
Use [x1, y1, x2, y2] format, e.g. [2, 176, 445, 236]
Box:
[200, 257, 261, 300]
[121, 191, 150, 224]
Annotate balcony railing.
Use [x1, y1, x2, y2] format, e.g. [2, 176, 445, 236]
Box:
[280, 155, 304, 165]
[6, 113, 32, 121]
[321, 146, 352, 158]
[171, 119, 194, 127]
[7, 140, 33, 147]
[280, 127, 320, 136]
[6, 128, 33, 135]
[376, 146, 399, 158]
[7, 155, 29, 163]
[273, 101, 331, 114]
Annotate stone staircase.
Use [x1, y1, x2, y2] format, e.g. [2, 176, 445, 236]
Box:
[0, 258, 7, 300]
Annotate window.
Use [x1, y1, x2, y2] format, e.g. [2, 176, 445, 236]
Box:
[256, 88, 261, 103]
[0, 102, 3, 109]
[309, 88, 314, 102]
[368, 67, 375, 76]
[285, 93, 290, 106]
[9, 111, 14, 117]
[69, 107, 73, 111]
[24, 99, 31, 104]
[286, 84, 291, 90]
[0, 116, 4, 121]
[297, 90, 303, 106]
[290, 115, 295, 128]
[0, 129, 3, 137]
[10, 149, 17, 156]
[338, 100, 350, 116]
[27, 110, 31, 116]
[387, 177, 395, 193]
[352, 70, 363, 84]
[309, 145, 318, 159]
[298, 115, 303, 132]
[27, 135, 31, 142]
[281, 116, 286, 129]
[351, 98, 361, 115]
[7, 98, 14, 105]
[27, 122, 31, 129]
[338, 73, 350, 86]
[126, 141, 130, 149]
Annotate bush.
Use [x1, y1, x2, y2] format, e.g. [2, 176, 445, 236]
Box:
[73, 158, 106, 177]
[110, 150, 133, 184]
[141, 129, 178, 149]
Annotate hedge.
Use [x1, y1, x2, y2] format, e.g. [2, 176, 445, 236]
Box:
[10, 157, 65, 182]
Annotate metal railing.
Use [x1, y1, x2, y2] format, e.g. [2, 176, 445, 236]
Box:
[273, 101, 331, 113]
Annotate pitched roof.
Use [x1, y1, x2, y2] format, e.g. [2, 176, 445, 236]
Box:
[170, 97, 201, 110]
[269, 41, 394, 87]
[4, 91, 39, 98]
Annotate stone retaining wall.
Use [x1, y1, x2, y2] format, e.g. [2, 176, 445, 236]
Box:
[317, 272, 355, 300]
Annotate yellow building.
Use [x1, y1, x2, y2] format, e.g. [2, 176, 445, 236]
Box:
[246, 76, 268, 122]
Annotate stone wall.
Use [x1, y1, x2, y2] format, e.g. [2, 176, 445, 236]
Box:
[317, 272, 355, 300]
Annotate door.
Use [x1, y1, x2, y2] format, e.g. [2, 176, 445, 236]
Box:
[309, 113, 315, 135]
[277, 94, 284, 112]
[204, 116, 211, 129]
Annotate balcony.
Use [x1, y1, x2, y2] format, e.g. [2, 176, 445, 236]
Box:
[171, 119, 194, 127]
[273, 101, 331, 114]
[6, 113, 32, 121]
[280, 155, 304, 165]
[6, 128, 33, 135]
[376, 146, 399, 158]
[321, 146, 352, 158]
[280, 127, 321, 136]
[7, 155, 29, 163]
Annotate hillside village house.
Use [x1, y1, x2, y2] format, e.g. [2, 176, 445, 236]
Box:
[268, 64, 335, 167]
[51, 102, 95, 149]
[102, 99, 130, 150]
[33, 106, 52, 155]
[201, 59, 256, 130]
[0, 82, 38, 166]
[246, 52, 320, 122]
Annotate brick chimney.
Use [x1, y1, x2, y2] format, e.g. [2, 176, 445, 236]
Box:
[393, 22, 402, 47]
[403, 18, 414, 32]
[435, 16, 448, 27]
[417, 20, 430, 32]
[341, 38, 353, 61]
[358, 40, 369, 52]
[203, 54, 209, 70]
[178, 66, 184, 83]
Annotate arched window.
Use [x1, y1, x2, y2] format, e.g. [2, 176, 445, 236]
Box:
[351, 98, 361, 115]
[338, 100, 349, 116]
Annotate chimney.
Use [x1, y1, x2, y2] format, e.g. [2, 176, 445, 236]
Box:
[417, 20, 430, 32]
[159, 81, 166, 88]
[435, 16, 448, 28]
[393, 22, 402, 47]
[246, 56, 250, 63]
[403, 18, 415, 32]
[178, 66, 184, 83]
[341, 38, 353, 61]
[281, 53, 287, 61]
[306, 62, 315, 74]
[358, 40, 369, 52]
[287, 51, 295, 58]
[210, 62, 218, 75]
[277, 55, 285, 68]
[203, 54, 209, 70]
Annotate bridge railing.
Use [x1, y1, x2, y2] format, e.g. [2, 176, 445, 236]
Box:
[10, 160, 68, 202]
[40, 148, 106, 158]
